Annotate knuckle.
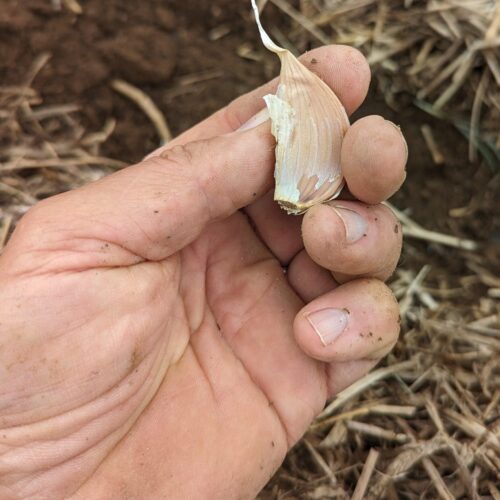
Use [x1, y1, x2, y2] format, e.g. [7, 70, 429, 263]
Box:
[158, 143, 197, 169]
[159, 141, 216, 191]
[168, 141, 218, 219]
[156, 141, 214, 213]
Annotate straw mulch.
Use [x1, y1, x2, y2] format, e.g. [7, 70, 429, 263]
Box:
[3, 82, 497, 500]
[252, 0, 500, 500]
[0, 55, 124, 246]
[261, 253, 500, 499]
[255, 1, 500, 498]
[1, 1, 499, 499]
[264, 0, 500, 169]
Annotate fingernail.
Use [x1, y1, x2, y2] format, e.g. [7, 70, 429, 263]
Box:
[386, 120, 408, 162]
[238, 108, 270, 131]
[332, 206, 368, 244]
[306, 308, 349, 346]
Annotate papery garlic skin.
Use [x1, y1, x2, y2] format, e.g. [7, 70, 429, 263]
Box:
[251, 0, 350, 214]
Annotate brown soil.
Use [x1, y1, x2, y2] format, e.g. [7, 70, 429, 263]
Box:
[0, 0, 270, 163]
[1, 0, 498, 496]
[2, 0, 496, 256]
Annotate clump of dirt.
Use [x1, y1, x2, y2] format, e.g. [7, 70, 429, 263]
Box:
[98, 25, 177, 85]
[0, 0, 269, 162]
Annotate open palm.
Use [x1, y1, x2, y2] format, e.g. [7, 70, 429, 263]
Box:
[0, 46, 407, 500]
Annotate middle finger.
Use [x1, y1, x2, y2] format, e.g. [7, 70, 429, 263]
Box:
[286, 202, 401, 301]
[301, 201, 402, 284]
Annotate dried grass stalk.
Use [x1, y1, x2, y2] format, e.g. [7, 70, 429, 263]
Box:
[271, 0, 500, 163]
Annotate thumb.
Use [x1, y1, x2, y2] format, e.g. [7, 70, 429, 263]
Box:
[9, 119, 274, 264]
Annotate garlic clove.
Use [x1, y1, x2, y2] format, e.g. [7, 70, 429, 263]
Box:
[251, 0, 349, 215]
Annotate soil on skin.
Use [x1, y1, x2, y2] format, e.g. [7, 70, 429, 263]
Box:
[1, 0, 498, 478]
[1, 0, 499, 496]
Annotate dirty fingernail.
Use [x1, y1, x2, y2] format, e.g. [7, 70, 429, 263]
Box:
[306, 308, 349, 346]
[238, 108, 270, 131]
[332, 206, 368, 244]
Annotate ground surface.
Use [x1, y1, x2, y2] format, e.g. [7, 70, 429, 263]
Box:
[1, 0, 496, 247]
[1, 0, 498, 498]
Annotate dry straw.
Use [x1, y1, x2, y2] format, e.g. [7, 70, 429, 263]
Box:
[0, 2, 498, 498]
[261, 256, 499, 498]
[255, 1, 499, 498]
[266, 0, 500, 168]
[0, 53, 124, 247]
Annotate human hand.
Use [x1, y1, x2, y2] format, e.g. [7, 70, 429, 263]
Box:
[0, 45, 406, 499]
